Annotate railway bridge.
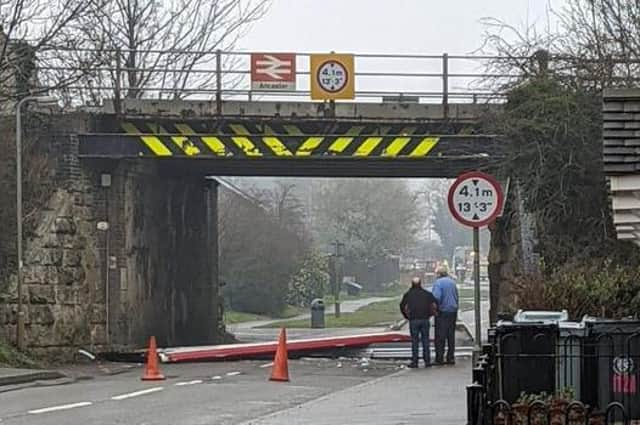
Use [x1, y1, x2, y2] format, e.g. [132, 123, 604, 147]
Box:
[1, 51, 535, 354]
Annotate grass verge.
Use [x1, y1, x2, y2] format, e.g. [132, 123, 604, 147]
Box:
[260, 298, 402, 329]
[223, 310, 269, 324]
[0, 339, 39, 368]
[277, 305, 305, 319]
[224, 305, 305, 324]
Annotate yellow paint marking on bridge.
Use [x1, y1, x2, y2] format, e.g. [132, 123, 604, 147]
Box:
[262, 137, 293, 156]
[382, 137, 411, 157]
[328, 126, 364, 155]
[121, 122, 172, 156]
[409, 137, 440, 157]
[284, 125, 303, 136]
[232, 137, 263, 156]
[354, 137, 383, 156]
[229, 124, 251, 136]
[295, 137, 324, 156]
[262, 125, 276, 135]
[175, 123, 228, 156]
[146, 123, 200, 156]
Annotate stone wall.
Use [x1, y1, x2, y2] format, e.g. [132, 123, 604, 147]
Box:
[1, 112, 222, 357]
[487, 181, 539, 323]
[105, 161, 219, 348]
[0, 114, 107, 358]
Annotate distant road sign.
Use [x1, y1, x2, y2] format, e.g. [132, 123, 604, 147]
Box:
[310, 53, 355, 100]
[447, 171, 504, 227]
[251, 53, 296, 91]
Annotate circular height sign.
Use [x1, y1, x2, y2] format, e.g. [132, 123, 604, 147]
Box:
[317, 60, 349, 93]
[448, 171, 504, 227]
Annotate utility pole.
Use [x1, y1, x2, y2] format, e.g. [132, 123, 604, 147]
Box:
[472, 227, 481, 363]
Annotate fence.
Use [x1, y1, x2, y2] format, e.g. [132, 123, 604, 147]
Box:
[8, 47, 640, 112]
[12, 48, 535, 109]
[468, 321, 640, 425]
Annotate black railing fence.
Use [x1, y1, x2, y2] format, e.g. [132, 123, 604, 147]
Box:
[468, 320, 640, 425]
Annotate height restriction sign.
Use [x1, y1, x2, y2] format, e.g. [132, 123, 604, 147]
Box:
[447, 171, 504, 228]
[310, 53, 355, 100]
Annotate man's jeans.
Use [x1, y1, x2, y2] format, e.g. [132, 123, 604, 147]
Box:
[409, 318, 431, 366]
[435, 311, 457, 363]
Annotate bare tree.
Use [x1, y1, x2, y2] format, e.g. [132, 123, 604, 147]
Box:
[74, 0, 270, 100]
[478, 0, 640, 92]
[0, 0, 93, 101]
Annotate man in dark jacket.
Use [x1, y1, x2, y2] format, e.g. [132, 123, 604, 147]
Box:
[399, 277, 438, 368]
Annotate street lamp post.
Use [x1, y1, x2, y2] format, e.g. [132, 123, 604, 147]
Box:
[15, 95, 57, 350]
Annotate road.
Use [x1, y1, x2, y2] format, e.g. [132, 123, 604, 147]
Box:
[0, 357, 470, 425]
[0, 358, 405, 425]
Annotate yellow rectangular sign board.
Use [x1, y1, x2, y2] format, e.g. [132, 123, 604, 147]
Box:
[310, 53, 355, 100]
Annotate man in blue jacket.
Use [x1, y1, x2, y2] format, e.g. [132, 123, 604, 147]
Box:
[431, 265, 459, 365]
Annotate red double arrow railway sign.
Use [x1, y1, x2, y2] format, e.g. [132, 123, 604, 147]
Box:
[251, 53, 296, 91]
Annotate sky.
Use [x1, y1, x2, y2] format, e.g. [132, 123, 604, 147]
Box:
[239, 0, 565, 55]
[236, 0, 567, 99]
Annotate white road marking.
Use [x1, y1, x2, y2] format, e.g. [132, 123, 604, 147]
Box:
[29, 402, 93, 414]
[111, 387, 164, 400]
[226, 371, 241, 377]
[175, 380, 203, 386]
[259, 362, 274, 368]
[211, 375, 222, 380]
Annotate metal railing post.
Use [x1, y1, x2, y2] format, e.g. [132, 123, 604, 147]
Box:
[442, 53, 449, 118]
[216, 49, 222, 115]
[114, 48, 122, 115]
[466, 383, 483, 425]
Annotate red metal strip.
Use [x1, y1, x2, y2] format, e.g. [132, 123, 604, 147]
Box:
[162, 332, 411, 363]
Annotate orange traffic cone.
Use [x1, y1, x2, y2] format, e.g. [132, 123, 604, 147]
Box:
[141, 336, 165, 381]
[269, 328, 289, 382]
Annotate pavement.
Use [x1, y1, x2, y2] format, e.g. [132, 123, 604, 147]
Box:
[0, 368, 65, 386]
[241, 360, 470, 425]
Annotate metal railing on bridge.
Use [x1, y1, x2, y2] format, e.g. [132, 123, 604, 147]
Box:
[10, 46, 640, 113]
[20, 48, 528, 111]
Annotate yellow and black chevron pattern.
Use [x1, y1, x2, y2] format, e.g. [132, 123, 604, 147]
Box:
[121, 122, 440, 159]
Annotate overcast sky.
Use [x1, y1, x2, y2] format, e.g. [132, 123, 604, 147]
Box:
[239, 0, 564, 54]
[236, 0, 566, 97]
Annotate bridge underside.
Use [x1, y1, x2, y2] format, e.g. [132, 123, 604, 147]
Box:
[83, 157, 493, 178]
[80, 117, 502, 178]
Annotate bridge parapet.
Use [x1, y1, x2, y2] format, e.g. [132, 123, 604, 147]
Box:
[99, 99, 501, 123]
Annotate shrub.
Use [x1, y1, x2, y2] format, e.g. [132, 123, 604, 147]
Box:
[286, 253, 329, 307]
[514, 260, 640, 319]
